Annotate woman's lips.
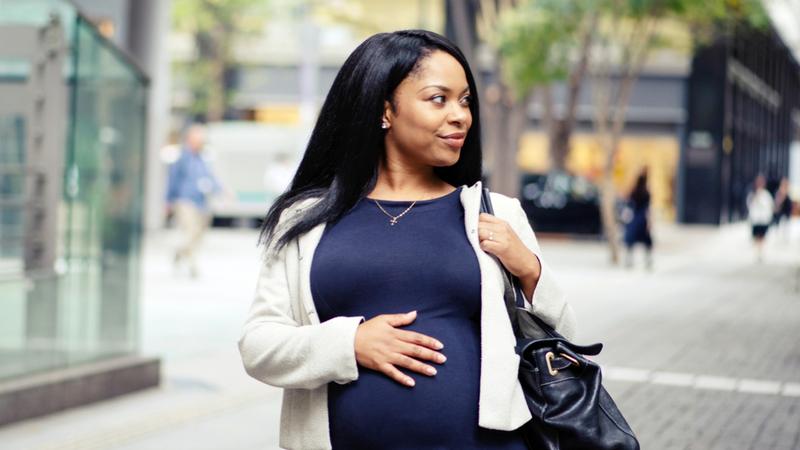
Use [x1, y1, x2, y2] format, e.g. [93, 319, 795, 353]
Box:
[439, 134, 465, 148]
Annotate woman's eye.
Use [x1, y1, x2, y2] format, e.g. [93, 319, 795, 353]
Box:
[431, 95, 445, 104]
[460, 95, 471, 105]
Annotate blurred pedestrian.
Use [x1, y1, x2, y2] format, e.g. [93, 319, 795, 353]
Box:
[263, 151, 296, 199]
[238, 30, 575, 450]
[772, 177, 793, 240]
[623, 169, 653, 270]
[746, 174, 773, 262]
[165, 124, 221, 277]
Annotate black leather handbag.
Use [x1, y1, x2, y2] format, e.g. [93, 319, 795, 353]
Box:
[480, 188, 640, 450]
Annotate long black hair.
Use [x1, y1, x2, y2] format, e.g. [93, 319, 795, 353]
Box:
[258, 30, 482, 255]
[629, 169, 650, 208]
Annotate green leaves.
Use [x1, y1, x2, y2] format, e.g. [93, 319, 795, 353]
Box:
[172, 0, 271, 120]
[173, 0, 270, 35]
[669, 0, 768, 45]
[495, 0, 595, 94]
[489, 0, 767, 95]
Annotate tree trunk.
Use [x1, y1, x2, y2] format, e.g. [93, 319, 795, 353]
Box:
[544, 12, 596, 173]
[481, 82, 505, 192]
[503, 90, 530, 196]
[549, 119, 571, 172]
[600, 173, 620, 263]
[206, 58, 226, 122]
[482, 79, 531, 197]
[594, 17, 655, 264]
[447, 0, 475, 64]
[541, 86, 567, 172]
[208, 26, 230, 122]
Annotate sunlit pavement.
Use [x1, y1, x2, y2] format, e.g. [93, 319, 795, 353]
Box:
[0, 219, 798, 450]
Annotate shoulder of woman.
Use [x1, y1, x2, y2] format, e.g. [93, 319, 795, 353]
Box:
[288, 196, 323, 213]
[488, 191, 523, 213]
[487, 191, 529, 228]
[263, 196, 324, 261]
[278, 196, 323, 223]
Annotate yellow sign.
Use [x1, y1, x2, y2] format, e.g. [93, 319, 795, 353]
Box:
[255, 105, 300, 125]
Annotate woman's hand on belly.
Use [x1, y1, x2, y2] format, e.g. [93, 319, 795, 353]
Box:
[354, 310, 447, 387]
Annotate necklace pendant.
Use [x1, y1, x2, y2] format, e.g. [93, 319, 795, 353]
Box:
[390, 218, 397, 226]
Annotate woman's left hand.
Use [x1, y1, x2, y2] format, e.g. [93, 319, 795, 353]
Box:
[478, 213, 541, 281]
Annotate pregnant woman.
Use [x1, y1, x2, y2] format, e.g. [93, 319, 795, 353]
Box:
[238, 29, 576, 450]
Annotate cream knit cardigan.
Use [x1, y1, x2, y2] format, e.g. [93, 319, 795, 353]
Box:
[238, 180, 576, 450]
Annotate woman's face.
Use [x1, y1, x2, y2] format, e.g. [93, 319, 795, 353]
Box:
[382, 50, 472, 169]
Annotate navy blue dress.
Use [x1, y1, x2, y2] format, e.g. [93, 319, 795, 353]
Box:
[623, 193, 652, 248]
[310, 186, 527, 450]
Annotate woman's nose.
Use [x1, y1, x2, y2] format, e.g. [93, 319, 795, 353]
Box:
[447, 102, 469, 124]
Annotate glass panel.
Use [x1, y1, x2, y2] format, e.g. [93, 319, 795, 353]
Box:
[0, 0, 77, 78]
[0, 0, 76, 31]
[59, 15, 147, 366]
[0, 116, 25, 273]
[0, 2, 147, 381]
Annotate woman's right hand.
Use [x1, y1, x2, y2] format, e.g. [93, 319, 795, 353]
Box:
[354, 310, 446, 387]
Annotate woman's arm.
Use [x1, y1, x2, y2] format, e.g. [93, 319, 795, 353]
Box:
[238, 238, 364, 390]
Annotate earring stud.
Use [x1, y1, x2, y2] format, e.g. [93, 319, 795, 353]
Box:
[381, 122, 389, 129]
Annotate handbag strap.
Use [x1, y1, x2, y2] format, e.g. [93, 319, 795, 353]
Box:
[479, 187, 561, 339]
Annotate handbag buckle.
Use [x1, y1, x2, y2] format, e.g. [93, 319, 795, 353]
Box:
[545, 351, 580, 376]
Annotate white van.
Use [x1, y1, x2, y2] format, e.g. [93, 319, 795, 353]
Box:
[203, 121, 304, 220]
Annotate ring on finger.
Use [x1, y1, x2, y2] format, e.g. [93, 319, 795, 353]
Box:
[488, 231, 495, 241]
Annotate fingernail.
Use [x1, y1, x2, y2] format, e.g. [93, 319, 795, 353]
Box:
[438, 355, 447, 363]
[434, 341, 444, 350]
[406, 378, 415, 387]
[408, 310, 417, 316]
[427, 367, 437, 376]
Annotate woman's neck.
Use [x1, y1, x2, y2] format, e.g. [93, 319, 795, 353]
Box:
[369, 167, 453, 201]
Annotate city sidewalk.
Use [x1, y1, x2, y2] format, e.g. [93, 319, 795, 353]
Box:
[0, 219, 798, 450]
[553, 220, 800, 449]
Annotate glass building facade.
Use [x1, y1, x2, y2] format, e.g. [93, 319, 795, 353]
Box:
[0, 0, 148, 384]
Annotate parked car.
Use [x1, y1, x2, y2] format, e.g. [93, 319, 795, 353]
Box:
[519, 171, 602, 235]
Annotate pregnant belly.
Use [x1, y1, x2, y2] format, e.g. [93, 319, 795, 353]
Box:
[328, 317, 482, 448]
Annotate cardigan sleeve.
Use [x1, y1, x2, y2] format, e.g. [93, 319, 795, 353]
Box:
[238, 209, 364, 390]
[509, 198, 577, 340]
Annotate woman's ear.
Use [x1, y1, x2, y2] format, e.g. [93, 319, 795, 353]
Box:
[382, 100, 393, 129]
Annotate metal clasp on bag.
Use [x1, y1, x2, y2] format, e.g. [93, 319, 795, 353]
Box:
[545, 351, 580, 376]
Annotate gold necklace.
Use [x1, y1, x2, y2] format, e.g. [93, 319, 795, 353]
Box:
[371, 191, 431, 226]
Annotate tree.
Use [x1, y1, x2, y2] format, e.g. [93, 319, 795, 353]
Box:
[453, 0, 599, 197]
[493, 0, 598, 172]
[173, 0, 270, 121]
[588, 0, 768, 264]
[462, 0, 767, 263]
